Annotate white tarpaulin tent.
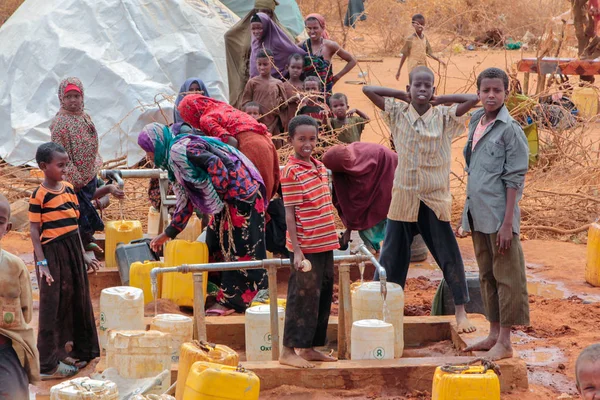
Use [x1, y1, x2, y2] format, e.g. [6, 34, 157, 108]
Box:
[0, 0, 239, 166]
[220, 0, 305, 37]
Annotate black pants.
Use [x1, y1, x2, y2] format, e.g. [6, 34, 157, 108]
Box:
[283, 251, 334, 348]
[0, 341, 29, 400]
[379, 202, 470, 306]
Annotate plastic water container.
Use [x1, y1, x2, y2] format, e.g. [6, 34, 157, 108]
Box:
[129, 261, 164, 304]
[177, 213, 203, 242]
[432, 365, 500, 400]
[244, 305, 285, 361]
[50, 377, 118, 399]
[105, 330, 172, 394]
[586, 222, 600, 287]
[150, 314, 193, 363]
[162, 240, 208, 307]
[572, 87, 599, 119]
[352, 281, 405, 358]
[351, 319, 395, 360]
[115, 239, 157, 285]
[147, 206, 160, 235]
[105, 220, 144, 268]
[182, 361, 260, 400]
[99, 286, 145, 348]
[175, 341, 240, 400]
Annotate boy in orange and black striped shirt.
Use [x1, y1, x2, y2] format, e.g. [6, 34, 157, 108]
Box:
[28, 142, 100, 379]
[279, 115, 339, 369]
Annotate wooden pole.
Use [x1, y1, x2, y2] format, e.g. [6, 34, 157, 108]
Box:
[267, 265, 280, 361]
[523, 72, 530, 95]
[193, 272, 207, 341]
[338, 264, 353, 359]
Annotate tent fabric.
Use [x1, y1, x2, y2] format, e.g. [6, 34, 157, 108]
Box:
[221, 0, 305, 37]
[0, 0, 239, 167]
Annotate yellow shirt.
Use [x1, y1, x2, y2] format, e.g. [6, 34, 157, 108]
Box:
[0, 247, 40, 383]
[384, 99, 467, 222]
[401, 33, 433, 72]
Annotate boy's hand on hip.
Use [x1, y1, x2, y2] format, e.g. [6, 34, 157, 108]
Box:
[39, 266, 54, 286]
[496, 224, 513, 255]
[293, 249, 306, 271]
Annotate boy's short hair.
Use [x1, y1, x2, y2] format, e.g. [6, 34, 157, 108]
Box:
[409, 65, 435, 85]
[576, 343, 600, 387]
[0, 193, 10, 219]
[36, 142, 67, 165]
[477, 67, 509, 90]
[330, 93, 348, 104]
[288, 53, 304, 64]
[412, 13, 425, 22]
[304, 76, 322, 90]
[256, 48, 274, 59]
[243, 101, 262, 112]
[288, 115, 319, 138]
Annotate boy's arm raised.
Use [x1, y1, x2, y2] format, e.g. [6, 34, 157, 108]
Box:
[431, 94, 479, 116]
[363, 86, 410, 111]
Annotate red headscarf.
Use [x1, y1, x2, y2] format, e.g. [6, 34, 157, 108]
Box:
[306, 13, 330, 39]
[322, 143, 397, 231]
[177, 94, 269, 138]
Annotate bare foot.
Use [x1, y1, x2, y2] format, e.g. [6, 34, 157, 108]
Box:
[206, 303, 235, 316]
[456, 312, 477, 334]
[298, 348, 337, 362]
[482, 342, 513, 360]
[279, 347, 314, 368]
[65, 341, 74, 353]
[464, 336, 498, 352]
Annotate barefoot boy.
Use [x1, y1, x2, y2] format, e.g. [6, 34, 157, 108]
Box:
[395, 14, 446, 81]
[0, 194, 40, 398]
[363, 66, 478, 333]
[279, 115, 339, 368]
[329, 92, 370, 144]
[462, 68, 530, 360]
[576, 343, 600, 399]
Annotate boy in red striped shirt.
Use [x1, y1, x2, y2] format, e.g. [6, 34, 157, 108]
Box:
[279, 115, 339, 368]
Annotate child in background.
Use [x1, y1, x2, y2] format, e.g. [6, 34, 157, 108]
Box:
[281, 53, 305, 129]
[279, 115, 339, 368]
[242, 48, 287, 136]
[298, 76, 330, 129]
[395, 14, 446, 81]
[242, 101, 262, 120]
[576, 343, 600, 399]
[0, 193, 40, 397]
[363, 66, 478, 334]
[328, 92, 370, 144]
[29, 142, 100, 379]
[462, 68, 530, 360]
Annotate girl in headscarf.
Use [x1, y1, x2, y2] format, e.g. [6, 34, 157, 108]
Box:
[249, 12, 306, 79]
[50, 78, 124, 249]
[178, 94, 280, 203]
[173, 78, 210, 124]
[138, 123, 268, 315]
[301, 14, 356, 94]
[322, 143, 396, 253]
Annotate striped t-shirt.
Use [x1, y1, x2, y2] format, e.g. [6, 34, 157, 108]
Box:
[29, 182, 80, 244]
[281, 155, 339, 254]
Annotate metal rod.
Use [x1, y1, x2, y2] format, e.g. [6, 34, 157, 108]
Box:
[193, 273, 207, 341]
[267, 264, 280, 361]
[100, 168, 165, 179]
[358, 245, 387, 302]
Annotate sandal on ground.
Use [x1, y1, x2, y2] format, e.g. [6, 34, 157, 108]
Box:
[206, 308, 235, 317]
[62, 356, 88, 369]
[40, 361, 79, 381]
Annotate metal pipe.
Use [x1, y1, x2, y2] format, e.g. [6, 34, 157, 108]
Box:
[100, 168, 165, 179]
[358, 244, 387, 302]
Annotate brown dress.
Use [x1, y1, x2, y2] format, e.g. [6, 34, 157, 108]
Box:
[281, 81, 303, 131]
[241, 77, 287, 135]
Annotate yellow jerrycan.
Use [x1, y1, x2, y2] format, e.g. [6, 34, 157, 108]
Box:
[432, 362, 500, 400]
[182, 361, 260, 400]
[177, 213, 203, 241]
[162, 240, 209, 307]
[175, 341, 240, 400]
[105, 220, 143, 268]
[572, 87, 599, 119]
[586, 222, 600, 287]
[129, 260, 164, 304]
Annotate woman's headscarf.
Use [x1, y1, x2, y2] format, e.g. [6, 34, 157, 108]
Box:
[173, 78, 210, 124]
[306, 13, 330, 39]
[322, 143, 397, 231]
[249, 12, 306, 78]
[138, 122, 177, 179]
[50, 77, 102, 189]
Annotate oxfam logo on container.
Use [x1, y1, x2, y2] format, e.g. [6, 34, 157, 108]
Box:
[260, 332, 273, 352]
[373, 347, 385, 360]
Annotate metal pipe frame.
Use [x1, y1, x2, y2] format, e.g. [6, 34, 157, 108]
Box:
[149, 247, 386, 361]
